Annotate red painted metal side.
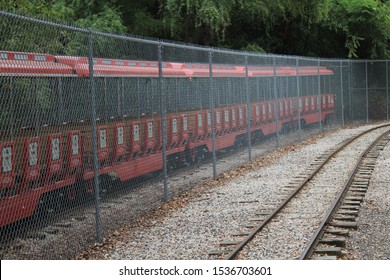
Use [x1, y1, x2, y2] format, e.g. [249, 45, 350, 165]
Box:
[114, 123, 126, 158]
[168, 116, 179, 149]
[97, 126, 109, 162]
[0, 142, 15, 189]
[252, 104, 261, 126]
[214, 109, 222, 135]
[144, 119, 156, 154]
[130, 121, 142, 156]
[23, 137, 40, 185]
[112, 153, 163, 182]
[0, 52, 74, 76]
[67, 130, 83, 172]
[47, 133, 63, 177]
[237, 105, 246, 130]
[230, 107, 237, 131]
[181, 115, 189, 145]
[222, 108, 231, 133]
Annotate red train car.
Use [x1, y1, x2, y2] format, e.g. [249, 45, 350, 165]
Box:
[0, 50, 335, 228]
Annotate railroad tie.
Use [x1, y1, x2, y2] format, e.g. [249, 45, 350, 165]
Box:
[311, 255, 337, 260]
[231, 231, 251, 236]
[209, 249, 232, 256]
[44, 228, 59, 235]
[339, 205, 360, 211]
[349, 187, 367, 192]
[26, 233, 46, 240]
[249, 218, 264, 222]
[329, 221, 358, 229]
[343, 200, 361, 205]
[242, 224, 258, 228]
[337, 210, 359, 216]
[319, 237, 346, 247]
[220, 240, 241, 246]
[54, 222, 72, 228]
[348, 192, 366, 197]
[325, 228, 349, 236]
[345, 196, 364, 202]
[313, 246, 343, 256]
[333, 215, 356, 221]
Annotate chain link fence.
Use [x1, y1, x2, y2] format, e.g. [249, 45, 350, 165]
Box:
[0, 10, 389, 259]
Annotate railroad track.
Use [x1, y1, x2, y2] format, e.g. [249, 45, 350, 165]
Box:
[207, 123, 390, 260]
[300, 129, 390, 259]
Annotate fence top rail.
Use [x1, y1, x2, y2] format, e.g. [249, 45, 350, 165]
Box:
[348, 59, 390, 63]
[0, 10, 88, 33]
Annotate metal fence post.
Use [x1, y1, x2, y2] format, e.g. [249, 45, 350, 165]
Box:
[273, 57, 280, 147]
[245, 55, 252, 162]
[33, 82, 39, 132]
[58, 77, 64, 125]
[158, 42, 169, 202]
[317, 60, 322, 132]
[340, 61, 345, 127]
[296, 58, 301, 141]
[349, 61, 353, 120]
[209, 49, 217, 179]
[386, 61, 389, 120]
[88, 30, 102, 243]
[365, 61, 369, 122]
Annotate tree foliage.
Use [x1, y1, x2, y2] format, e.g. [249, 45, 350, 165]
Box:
[1, 0, 126, 33]
[326, 0, 390, 58]
[162, 0, 237, 45]
[1, 0, 389, 59]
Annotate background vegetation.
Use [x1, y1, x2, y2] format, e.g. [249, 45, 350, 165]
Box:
[1, 0, 390, 58]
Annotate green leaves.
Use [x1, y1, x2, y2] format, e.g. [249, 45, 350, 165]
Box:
[1, 0, 389, 58]
[163, 0, 236, 44]
[327, 0, 390, 58]
[345, 35, 364, 59]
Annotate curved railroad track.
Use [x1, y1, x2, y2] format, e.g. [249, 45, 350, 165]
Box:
[300, 130, 390, 259]
[206, 123, 390, 260]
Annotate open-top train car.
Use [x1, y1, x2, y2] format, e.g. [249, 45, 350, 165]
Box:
[0, 50, 335, 228]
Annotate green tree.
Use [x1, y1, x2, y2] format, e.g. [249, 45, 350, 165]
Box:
[326, 0, 390, 58]
[117, 0, 164, 37]
[162, 0, 237, 45]
[2, 0, 389, 58]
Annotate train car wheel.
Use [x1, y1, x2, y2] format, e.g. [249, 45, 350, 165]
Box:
[67, 185, 77, 200]
[35, 190, 64, 220]
[197, 147, 209, 162]
[185, 149, 196, 164]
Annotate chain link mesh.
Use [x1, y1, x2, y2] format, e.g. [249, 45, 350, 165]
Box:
[0, 10, 389, 259]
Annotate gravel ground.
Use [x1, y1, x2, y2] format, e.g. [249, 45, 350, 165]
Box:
[75, 122, 390, 260]
[343, 132, 390, 260]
